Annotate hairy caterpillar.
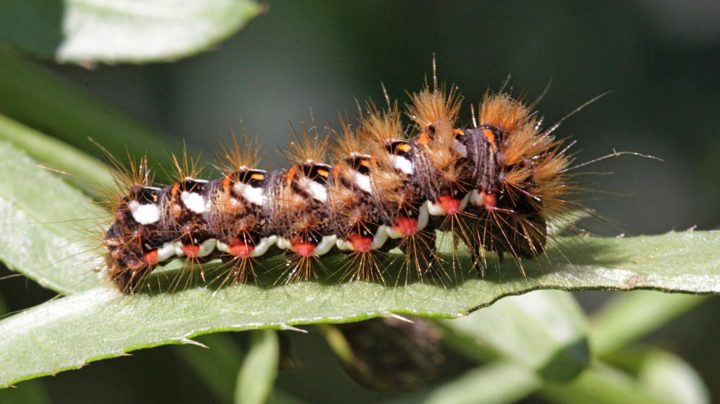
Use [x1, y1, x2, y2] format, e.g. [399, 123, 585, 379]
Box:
[103, 75, 572, 293]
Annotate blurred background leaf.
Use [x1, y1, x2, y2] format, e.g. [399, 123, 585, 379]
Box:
[0, 0, 263, 63]
[236, 330, 279, 404]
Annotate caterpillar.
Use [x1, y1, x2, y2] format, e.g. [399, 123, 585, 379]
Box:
[103, 75, 572, 293]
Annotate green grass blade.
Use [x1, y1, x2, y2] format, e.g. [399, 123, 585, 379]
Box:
[440, 290, 589, 381]
[0, 0, 263, 63]
[604, 348, 710, 404]
[423, 361, 541, 404]
[235, 330, 279, 404]
[541, 363, 665, 404]
[590, 291, 709, 356]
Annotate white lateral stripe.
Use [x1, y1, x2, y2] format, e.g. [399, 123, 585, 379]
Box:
[371, 225, 389, 249]
[157, 242, 176, 262]
[336, 238, 353, 251]
[196, 239, 216, 257]
[276, 237, 291, 250]
[315, 235, 337, 255]
[251, 236, 277, 257]
[173, 239, 216, 257]
[417, 203, 430, 230]
[459, 193, 471, 211]
[469, 189, 483, 207]
[426, 200, 446, 216]
[386, 227, 403, 239]
[174, 241, 185, 257]
[128, 201, 160, 225]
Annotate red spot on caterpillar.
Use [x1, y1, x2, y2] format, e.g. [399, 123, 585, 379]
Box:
[349, 233, 373, 253]
[291, 241, 316, 257]
[228, 240, 254, 258]
[143, 250, 159, 266]
[393, 216, 419, 236]
[481, 191, 496, 210]
[437, 194, 462, 215]
[182, 244, 200, 257]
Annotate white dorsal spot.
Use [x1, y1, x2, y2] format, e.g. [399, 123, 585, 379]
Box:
[352, 172, 373, 193]
[300, 177, 328, 202]
[390, 155, 414, 175]
[181, 191, 208, 214]
[128, 200, 161, 225]
[233, 182, 266, 206]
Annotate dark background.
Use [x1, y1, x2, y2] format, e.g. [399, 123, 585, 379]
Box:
[54, 0, 720, 235]
[2, 1, 719, 402]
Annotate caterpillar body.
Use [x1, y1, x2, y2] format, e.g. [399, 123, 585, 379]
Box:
[103, 79, 570, 293]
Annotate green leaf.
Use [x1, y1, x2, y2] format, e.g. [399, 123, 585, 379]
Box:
[0, 295, 49, 404]
[1, 132, 720, 387]
[0, 141, 105, 293]
[440, 290, 589, 381]
[590, 291, 709, 356]
[0, 114, 113, 197]
[0, 0, 263, 63]
[423, 361, 541, 404]
[235, 330, 279, 404]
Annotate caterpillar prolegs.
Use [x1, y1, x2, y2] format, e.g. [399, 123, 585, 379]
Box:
[103, 78, 571, 293]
